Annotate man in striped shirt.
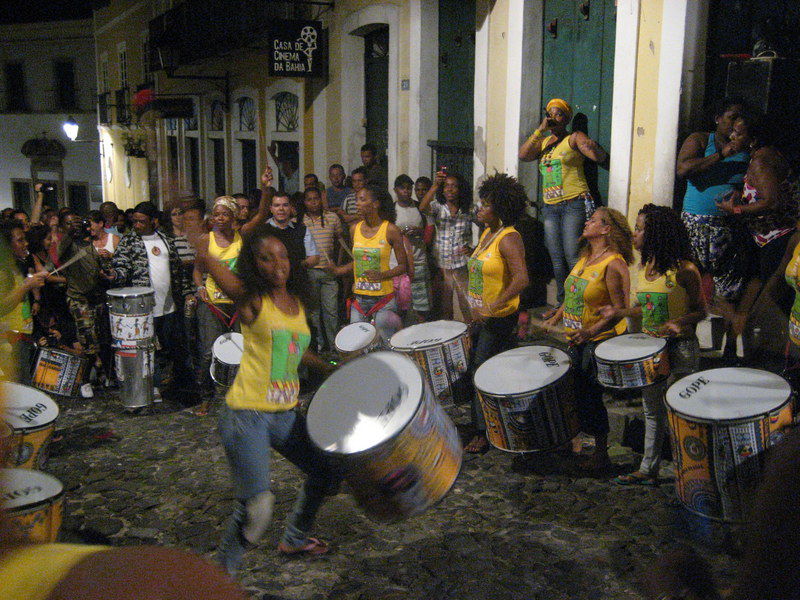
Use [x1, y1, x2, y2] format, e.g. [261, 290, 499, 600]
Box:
[303, 187, 347, 353]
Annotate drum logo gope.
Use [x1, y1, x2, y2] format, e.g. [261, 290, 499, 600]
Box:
[2, 484, 42, 502]
[678, 376, 710, 399]
[538, 352, 559, 367]
[409, 337, 444, 346]
[12, 402, 49, 425]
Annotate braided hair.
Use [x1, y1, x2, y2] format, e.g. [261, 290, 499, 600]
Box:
[638, 204, 694, 274]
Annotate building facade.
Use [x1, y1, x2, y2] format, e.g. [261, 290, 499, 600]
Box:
[0, 18, 101, 213]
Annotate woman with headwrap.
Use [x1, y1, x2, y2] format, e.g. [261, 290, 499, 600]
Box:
[193, 169, 273, 414]
[519, 98, 608, 304]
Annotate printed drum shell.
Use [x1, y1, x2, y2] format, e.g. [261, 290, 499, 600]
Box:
[666, 367, 793, 522]
[334, 323, 381, 361]
[32, 347, 87, 397]
[1, 468, 64, 542]
[2, 382, 59, 469]
[107, 287, 155, 347]
[389, 320, 471, 403]
[594, 333, 670, 389]
[307, 352, 462, 522]
[474, 346, 578, 453]
[210, 333, 244, 387]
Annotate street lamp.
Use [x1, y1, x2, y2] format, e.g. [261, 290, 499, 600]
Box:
[62, 116, 79, 141]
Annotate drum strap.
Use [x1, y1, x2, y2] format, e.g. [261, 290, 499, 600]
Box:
[205, 301, 239, 330]
[348, 293, 395, 320]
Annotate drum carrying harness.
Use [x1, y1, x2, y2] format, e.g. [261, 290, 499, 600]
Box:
[347, 293, 395, 322]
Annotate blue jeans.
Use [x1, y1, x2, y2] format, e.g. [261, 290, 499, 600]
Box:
[543, 198, 586, 303]
[308, 268, 340, 352]
[216, 405, 337, 573]
[350, 294, 402, 343]
[468, 313, 518, 431]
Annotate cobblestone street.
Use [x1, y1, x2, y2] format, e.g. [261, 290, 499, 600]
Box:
[45, 375, 742, 600]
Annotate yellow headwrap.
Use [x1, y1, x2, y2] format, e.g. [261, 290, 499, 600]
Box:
[213, 195, 239, 215]
[546, 98, 573, 121]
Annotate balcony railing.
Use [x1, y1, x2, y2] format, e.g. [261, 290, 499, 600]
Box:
[115, 88, 130, 125]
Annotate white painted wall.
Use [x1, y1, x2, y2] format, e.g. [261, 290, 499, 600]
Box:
[0, 20, 100, 209]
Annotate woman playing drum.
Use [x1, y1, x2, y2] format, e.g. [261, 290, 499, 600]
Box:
[194, 169, 272, 414]
[329, 186, 408, 343]
[189, 223, 337, 574]
[600, 205, 705, 485]
[544, 207, 633, 471]
[464, 173, 529, 453]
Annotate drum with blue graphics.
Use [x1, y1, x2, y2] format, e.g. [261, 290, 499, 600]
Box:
[594, 333, 670, 389]
[666, 367, 793, 521]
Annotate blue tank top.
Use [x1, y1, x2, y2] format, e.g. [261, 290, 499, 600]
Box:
[681, 133, 749, 216]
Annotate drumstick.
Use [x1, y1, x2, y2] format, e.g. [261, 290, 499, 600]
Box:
[528, 316, 568, 336]
[340, 243, 354, 261]
[47, 247, 89, 277]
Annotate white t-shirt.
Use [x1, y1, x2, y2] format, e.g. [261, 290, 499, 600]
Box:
[394, 202, 427, 264]
[141, 233, 174, 317]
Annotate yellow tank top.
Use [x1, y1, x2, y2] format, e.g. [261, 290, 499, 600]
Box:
[205, 231, 242, 304]
[0, 543, 106, 600]
[563, 253, 627, 342]
[352, 220, 393, 297]
[785, 241, 800, 346]
[539, 135, 590, 204]
[467, 227, 520, 317]
[636, 264, 690, 337]
[226, 295, 310, 412]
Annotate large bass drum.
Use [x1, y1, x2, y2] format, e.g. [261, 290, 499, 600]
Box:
[307, 351, 462, 522]
[2, 382, 59, 469]
[107, 287, 155, 347]
[666, 367, 793, 522]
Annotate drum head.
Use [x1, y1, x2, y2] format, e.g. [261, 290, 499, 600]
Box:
[474, 346, 570, 396]
[2, 382, 59, 429]
[666, 367, 791, 421]
[335, 323, 377, 352]
[212, 332, 244, 365]
[594, 333, 667, 362]
[390, 320, 468, 350]
[307, 351, 423, 455]
[106, 286, 155, 299]
[1, 468, 63, 509]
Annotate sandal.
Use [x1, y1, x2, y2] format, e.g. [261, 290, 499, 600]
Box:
[277, 537, 329, 556]
[464, 435, 490, 454]
[613, 472, 658, 486]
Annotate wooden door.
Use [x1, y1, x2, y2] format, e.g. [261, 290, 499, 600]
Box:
[364, 26, 389, 160]
[541, 0, 615, 203]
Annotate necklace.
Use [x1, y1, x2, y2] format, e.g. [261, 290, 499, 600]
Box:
[473, 225, 506, 256]
[577, 246, 610, 276]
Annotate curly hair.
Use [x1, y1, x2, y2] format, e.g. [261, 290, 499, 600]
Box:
[235, 225, 314, 309]
[436, 172, 472, 213]
[364, 185, 396, 223]
[581, 207, 634, 265]
[477, 172, 528, 226]
[638, 204, 694, 274]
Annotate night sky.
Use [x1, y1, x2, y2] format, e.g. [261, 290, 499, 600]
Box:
[0, 0, 98, 25]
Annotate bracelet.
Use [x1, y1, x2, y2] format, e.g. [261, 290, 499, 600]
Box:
[532, 129, 544, 139]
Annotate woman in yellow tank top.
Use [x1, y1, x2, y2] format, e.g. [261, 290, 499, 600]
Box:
[330, 186, 408, 342]
[463, 173, 529, 453]
[519, 98, 609, 305]
[193, 173, 272, 414]
[545, 207, 633, 471]
[599, 205, 705, 485]
[190, 220, 337, 574]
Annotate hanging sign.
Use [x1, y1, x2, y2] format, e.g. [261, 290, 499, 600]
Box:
[268, 20, 327, 78]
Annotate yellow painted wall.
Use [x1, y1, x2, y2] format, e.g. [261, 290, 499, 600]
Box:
[485, 0, 509, 174]
[627, 0, 663, 224]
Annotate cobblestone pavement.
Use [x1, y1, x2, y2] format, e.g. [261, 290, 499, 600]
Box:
[41, 379, 742, 600]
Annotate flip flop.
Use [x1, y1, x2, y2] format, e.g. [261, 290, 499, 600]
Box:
[277, 537, 329, 556]
[613, 472, 658, 486]
[464, 435, 490, 454]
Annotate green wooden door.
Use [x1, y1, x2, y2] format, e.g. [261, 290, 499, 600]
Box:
[364, 26, 389, 159]
[541, 0, 615, 203]
[438, 0, 476, 145]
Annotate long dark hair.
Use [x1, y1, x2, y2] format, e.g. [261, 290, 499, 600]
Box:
[235, 225, 314, 309]
[436, 172, 472, 213]
[364, 185, 396, 223]
[639, 204, 694, 274]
